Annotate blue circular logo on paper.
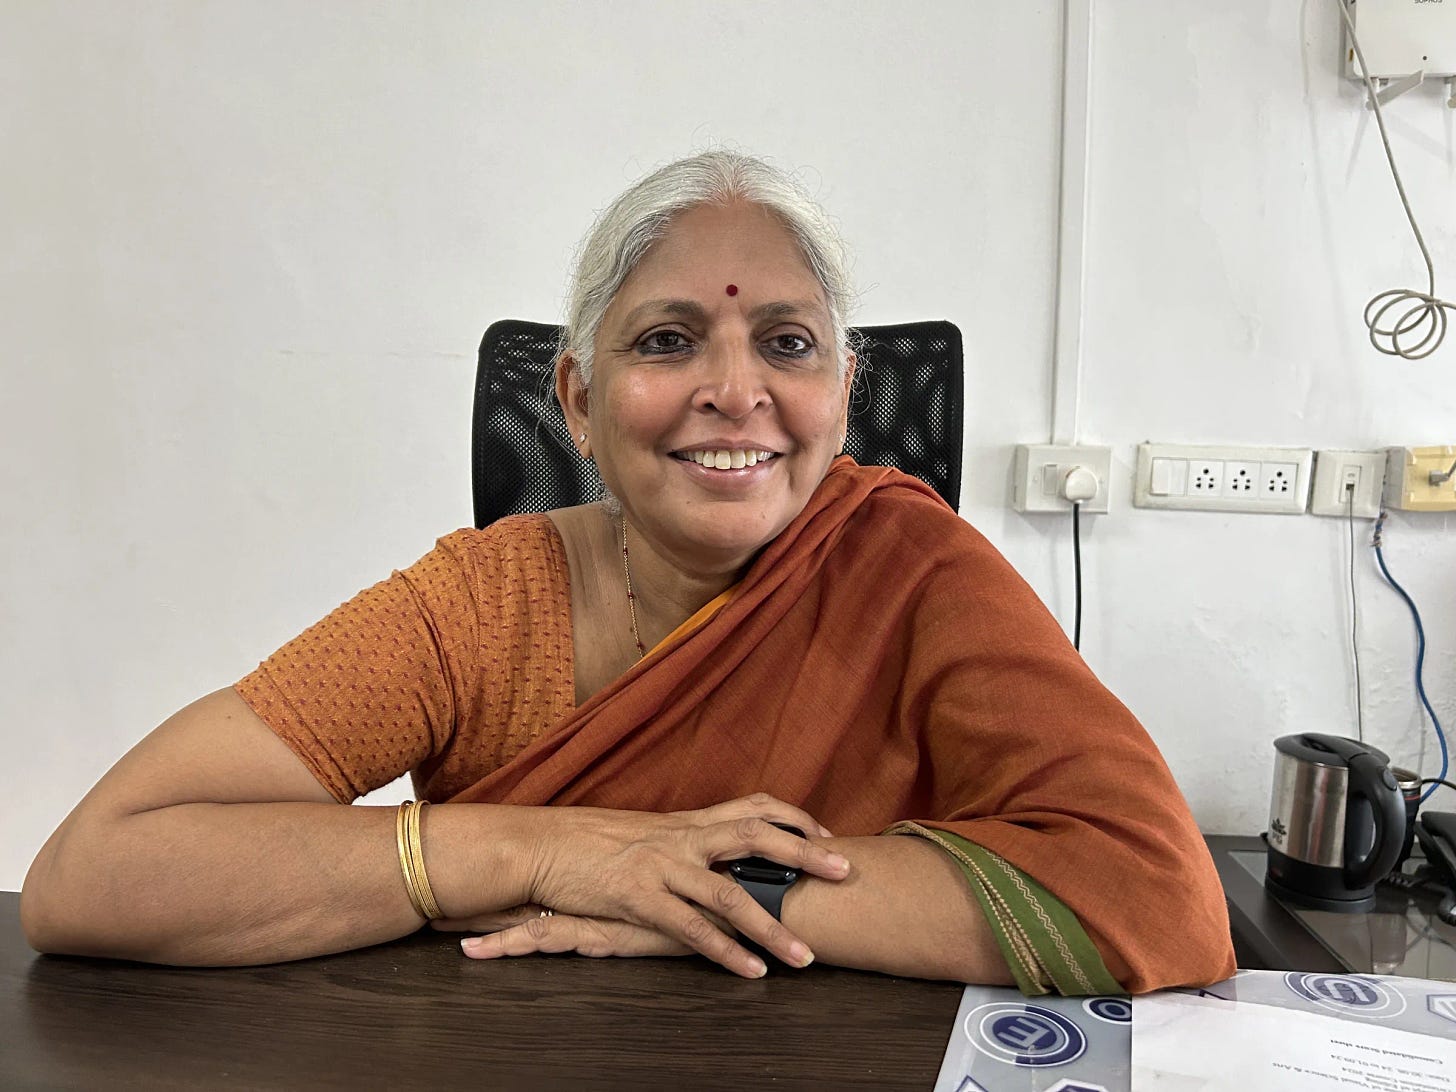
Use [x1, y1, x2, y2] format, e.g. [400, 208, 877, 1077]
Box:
[1284, 973, 1406, 1020]
[1082, 996, 1132, 1024]
[966, 1003, 1086, 1067]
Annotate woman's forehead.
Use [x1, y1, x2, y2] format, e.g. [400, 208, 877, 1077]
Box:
[608, 203, 826, 325]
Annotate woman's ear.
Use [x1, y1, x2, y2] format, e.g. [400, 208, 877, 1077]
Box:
[838, 351, 857, 448]
[555, 351, 592, 458]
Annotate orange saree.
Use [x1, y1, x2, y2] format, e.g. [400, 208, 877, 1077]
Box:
[445, 457, 1235, 994]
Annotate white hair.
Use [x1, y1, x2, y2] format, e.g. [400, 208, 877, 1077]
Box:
[561, 150, 861, 386]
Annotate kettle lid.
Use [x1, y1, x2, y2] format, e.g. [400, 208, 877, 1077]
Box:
[1274, 733, 1391, 769]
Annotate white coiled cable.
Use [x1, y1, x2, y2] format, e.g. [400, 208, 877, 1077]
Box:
[1339, 0, 1455, 361]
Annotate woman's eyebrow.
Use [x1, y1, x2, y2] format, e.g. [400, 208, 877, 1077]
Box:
[620, 299, 706, 327]
[750, 300, 826, 323]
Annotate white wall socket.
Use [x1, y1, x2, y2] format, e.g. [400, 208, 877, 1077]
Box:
[1134, 443, 1313, 514]
[1012, 444, 1112, 513]
[1310, 450, 1386, 518]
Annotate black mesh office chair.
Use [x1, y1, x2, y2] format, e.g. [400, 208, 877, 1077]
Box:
[471, 319, 963, 528]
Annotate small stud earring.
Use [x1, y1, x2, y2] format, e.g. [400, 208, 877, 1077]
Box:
[579, 433, 586, 442]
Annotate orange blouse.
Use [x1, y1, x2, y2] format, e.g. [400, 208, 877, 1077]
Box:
[236, 515, 575, 803]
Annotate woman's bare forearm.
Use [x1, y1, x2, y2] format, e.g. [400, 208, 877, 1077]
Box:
[780, 835, 1015, 984]
[21, 801, 541, 966]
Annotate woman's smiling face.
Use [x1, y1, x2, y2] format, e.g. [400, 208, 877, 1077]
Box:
[560, 200, 853, 577]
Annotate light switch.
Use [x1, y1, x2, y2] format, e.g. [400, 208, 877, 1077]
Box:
[1150, 457, 1188, 496]
[1041, 464, 1059, 496]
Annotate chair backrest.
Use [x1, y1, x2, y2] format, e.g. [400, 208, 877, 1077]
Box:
[471, 319, 963, 528]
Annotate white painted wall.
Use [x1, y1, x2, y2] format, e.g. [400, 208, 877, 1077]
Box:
[3, 2, 1452, 891]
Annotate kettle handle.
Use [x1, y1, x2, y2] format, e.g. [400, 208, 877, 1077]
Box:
[1344, 752, 1406, 889]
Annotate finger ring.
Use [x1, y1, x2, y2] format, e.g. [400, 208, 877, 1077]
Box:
[539, 908, 554, 918]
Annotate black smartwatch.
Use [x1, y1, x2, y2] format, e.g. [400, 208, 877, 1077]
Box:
[727, 823, 804, 920]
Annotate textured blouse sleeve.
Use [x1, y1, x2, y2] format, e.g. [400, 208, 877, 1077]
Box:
[234, 529, 501, 802]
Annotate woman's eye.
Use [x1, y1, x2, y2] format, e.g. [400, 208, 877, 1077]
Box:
[638, 330, 690, 354]
[767, 333, 813, 357]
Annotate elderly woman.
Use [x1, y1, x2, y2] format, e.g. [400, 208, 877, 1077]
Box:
[21, 151, 1234, 994]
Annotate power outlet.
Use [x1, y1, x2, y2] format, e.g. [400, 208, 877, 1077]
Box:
[1135, 443, 1313, 514]
[1012, 444, 1113, 513]
[1190, 460, 1224, 495]
[1260, 462, 1300, 500]
[1311, 450, 1385, 518]
[1223, 461, 1258, 497]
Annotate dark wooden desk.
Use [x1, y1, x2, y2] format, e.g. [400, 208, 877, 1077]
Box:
[1206, 834, 1346, 973]
[1206, 834, 1456, 980]
[0, 892, 962, 1090]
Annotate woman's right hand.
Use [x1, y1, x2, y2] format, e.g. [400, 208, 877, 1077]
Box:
[507, 793, 850, 977]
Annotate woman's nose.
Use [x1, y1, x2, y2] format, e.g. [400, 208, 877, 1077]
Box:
[692, 342, 770, 419]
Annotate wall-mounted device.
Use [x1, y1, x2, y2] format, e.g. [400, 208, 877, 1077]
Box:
[1384, 444, 1456, 511]
[1343, 0, 1456, 106]
[1310, 449, 1387, 518]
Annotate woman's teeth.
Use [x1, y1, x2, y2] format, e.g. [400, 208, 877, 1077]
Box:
[682, 449, 775, 470]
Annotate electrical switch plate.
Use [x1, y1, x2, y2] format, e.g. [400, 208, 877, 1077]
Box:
[1311, 450, 1386, 518]
[1384, 445, 1456, 512]
[1134, 443, 1313, 514]
[1012, 444, 1112, 513]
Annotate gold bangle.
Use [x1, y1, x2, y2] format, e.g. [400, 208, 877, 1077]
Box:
[411, 800, 443, 920]
[405, 800, 443, 921]
[396, 801, 431, 921]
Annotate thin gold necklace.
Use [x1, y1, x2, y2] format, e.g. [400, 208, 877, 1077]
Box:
[620, 514, 646, 660]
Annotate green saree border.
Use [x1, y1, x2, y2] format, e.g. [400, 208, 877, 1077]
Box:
[885, 821, 1124, 997]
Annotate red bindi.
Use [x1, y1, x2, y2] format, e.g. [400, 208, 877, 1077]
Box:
[725, 284, 738, 296]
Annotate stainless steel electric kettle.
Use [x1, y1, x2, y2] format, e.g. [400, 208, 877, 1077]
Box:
[1265, 733, 1406, 913]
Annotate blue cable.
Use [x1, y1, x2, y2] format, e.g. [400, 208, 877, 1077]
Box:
[1372, 512, 1449, 802]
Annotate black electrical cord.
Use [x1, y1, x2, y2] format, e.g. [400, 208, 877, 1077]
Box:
[1419, 778, 1456, 794]
[1072, 501, 1083, 651]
